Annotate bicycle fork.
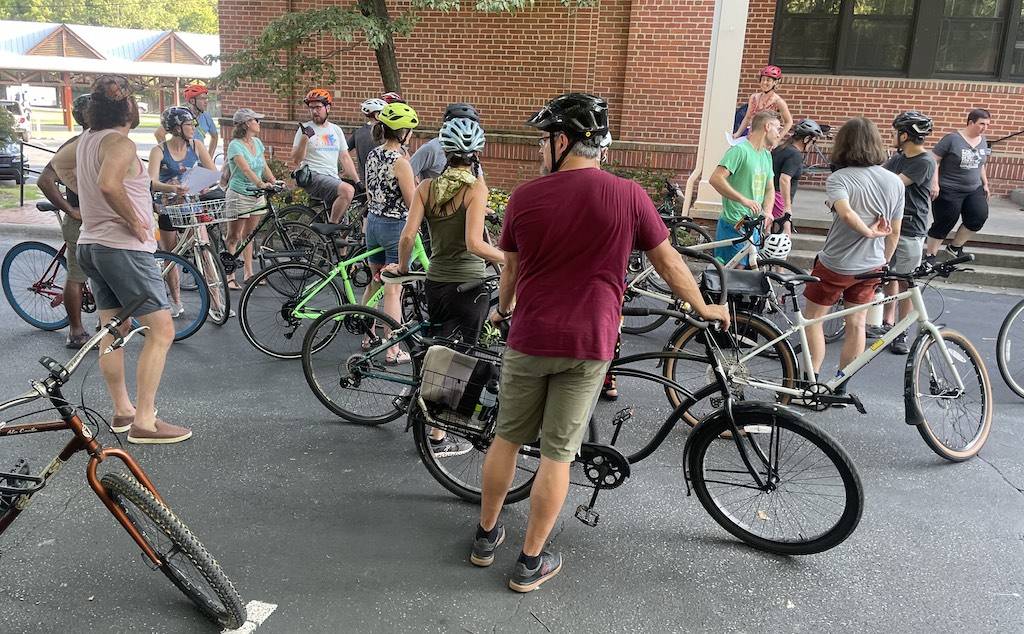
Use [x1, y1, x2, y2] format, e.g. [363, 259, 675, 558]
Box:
[902, 322, 967, 426]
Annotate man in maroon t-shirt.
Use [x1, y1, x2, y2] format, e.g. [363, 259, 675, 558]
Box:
[469, 93, 729, 592]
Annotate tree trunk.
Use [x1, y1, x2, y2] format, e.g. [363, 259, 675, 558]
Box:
[360, 0, 402, 93]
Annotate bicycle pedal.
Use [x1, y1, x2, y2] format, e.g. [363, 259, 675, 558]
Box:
[848, 393, 867, 414]
[575, 504, 599, 527]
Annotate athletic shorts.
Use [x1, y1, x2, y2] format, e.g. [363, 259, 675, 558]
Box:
[494, 349, 609, 462]
[76, 244, 169, 316]
[803, 258, 881, 307]
[60, 215, 87, 283]
[305, 173, 343, 209]
[888, 235, 924, 276]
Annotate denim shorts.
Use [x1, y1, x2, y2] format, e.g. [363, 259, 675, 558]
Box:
[77, 244, 169, 316]
[365, 213, 405, 265]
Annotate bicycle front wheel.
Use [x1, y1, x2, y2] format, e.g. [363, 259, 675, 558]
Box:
[996, 298, 1024, 399]
[101, 473, 246, 629]
[2, 241, 70, 330]
[687, 406, 863, 555]
[238, 262, 342, 359]
[302, 304, 417, 424]
[155, 251, 209, 341]
[911, 328, 992, 462]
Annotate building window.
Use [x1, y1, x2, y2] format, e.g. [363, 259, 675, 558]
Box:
[771, 0, 1024, 81]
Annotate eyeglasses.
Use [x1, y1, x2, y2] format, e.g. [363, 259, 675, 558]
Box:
[538, 137, 549, 147]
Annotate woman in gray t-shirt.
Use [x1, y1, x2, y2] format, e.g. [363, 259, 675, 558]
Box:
[925, 108, 992, 261]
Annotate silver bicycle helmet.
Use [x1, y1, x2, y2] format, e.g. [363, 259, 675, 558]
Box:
[439, 118, 485, 155]
[760, 232, 792, 260]
[361, 98, 387, 116]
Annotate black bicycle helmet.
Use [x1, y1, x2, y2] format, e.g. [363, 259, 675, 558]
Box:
[792, 118, 824, 140]
[161, 106, 197, 136]
[893, 111, 933, 141]
[71, 94, 91, 128]
[444, 102, 479, 123]
[526, 92, 609, 172]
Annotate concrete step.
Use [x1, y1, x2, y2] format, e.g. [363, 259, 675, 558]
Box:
[785, 249, 1024, 292]
[786, 233, 1024, 270]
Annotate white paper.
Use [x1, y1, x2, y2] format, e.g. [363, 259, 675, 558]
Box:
[181, 166, 222, 194]
[725, 131, 746, 147]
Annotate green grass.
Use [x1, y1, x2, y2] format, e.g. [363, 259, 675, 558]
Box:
[0, 184, 43, 208]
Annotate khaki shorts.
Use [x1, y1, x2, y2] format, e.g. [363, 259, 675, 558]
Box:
[60, 215, 87, 283]
[495, 349, 610, 462]
[225, 188, 267, 219]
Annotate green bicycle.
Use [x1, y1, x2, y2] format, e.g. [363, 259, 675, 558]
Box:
[237, 230, 430, 358]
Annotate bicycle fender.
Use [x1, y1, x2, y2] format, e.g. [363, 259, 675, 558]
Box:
[903, 331, 932, 426]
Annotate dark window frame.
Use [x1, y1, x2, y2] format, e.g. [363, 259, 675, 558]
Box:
[770, 0, 1024, 82]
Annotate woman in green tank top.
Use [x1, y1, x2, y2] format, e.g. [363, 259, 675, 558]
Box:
[390, 117, 504, 343]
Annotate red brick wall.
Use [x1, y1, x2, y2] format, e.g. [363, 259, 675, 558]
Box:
[741, 0, 1024, 196]
[218, 0, 712, 190]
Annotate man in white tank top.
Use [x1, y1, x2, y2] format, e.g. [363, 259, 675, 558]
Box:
[75, 75, 191, 445]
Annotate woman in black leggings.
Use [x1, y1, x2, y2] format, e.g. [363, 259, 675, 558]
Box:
[925, 108, 992, 263]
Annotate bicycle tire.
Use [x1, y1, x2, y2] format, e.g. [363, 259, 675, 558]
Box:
[2, 241, 70, 330]
[301, 304, 418, 424]
[996, 298, 1024, 399]
[410, 403, 537, 504]
[238, 262, 342, 359]
[687, 404, 863, 555]
[198, 244, 230, 326]
[154, 251, 209, 341]
[277, 203, 320, 224]
[260, 221, 333, 272]
[911, 328, 992, 462]
[101, 473, 246, 629]
[663, 311, 797, 426]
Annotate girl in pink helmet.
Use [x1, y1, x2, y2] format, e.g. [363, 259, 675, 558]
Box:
[733, 65, 793, 141]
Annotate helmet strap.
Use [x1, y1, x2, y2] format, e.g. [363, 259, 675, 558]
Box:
[549, 132, 576, 174]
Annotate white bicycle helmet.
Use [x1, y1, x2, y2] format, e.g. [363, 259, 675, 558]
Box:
[760, 232, 792, 260]
[360, 98, 387, 116]
[439, 118, 485, 155]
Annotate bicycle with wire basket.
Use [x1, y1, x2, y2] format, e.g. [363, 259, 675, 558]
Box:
[661, 254, 993, 462]
[408, 258, 864, 556]
[0, 296, 246, 629]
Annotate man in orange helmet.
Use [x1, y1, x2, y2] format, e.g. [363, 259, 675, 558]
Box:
[154, 83, 219, 157]
[291, 88, 360, 223]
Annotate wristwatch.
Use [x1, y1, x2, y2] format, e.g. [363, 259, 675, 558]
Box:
[497, 306, 512, 319]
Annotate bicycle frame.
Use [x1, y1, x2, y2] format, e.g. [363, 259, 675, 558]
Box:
[732, 284, 966, 396]
[0, 386, 166, 566]
[627, 231, 757, 304]
[291, 233, 430, 320]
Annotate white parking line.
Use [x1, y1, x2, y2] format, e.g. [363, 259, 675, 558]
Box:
[222, 600, 278, 634]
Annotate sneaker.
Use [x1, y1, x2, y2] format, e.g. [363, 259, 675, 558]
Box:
[509, 551, 563, 593]
[890, 332, 910, 355]
[945, 244, 966, 258]
[470, 523, 505, 567]
[865, 323, 892, 339]
[922, 254, 938, 271]
[127, 419, 192, 444]
[429, 435, 473, 458]
[169, 302, 185, 319]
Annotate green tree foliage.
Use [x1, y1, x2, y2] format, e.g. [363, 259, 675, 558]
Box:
[0, 108, 17, 146]
[216, 0, 593, 105]
[0, 0, 218, 34]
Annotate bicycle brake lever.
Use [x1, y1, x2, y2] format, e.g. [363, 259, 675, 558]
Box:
[103, 326, 149, 354]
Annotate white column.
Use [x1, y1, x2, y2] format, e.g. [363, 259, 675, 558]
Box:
[693, 0, 750, 214]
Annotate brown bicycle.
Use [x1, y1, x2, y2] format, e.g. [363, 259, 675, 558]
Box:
[0, 297, 246, 629]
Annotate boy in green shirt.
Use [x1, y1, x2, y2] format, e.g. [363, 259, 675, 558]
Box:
[709, 110, 782, 263]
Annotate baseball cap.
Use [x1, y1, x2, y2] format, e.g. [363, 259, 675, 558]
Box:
[232, 108, 265, 124]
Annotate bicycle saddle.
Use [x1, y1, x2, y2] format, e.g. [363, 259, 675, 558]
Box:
[381, 270, 426, 285]
[763, 270, 819, 287]
[309, 222, 348, 236]
[35, 201, 58, 212]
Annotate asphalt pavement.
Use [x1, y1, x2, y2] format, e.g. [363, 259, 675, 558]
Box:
[0, 234, 1022, 633]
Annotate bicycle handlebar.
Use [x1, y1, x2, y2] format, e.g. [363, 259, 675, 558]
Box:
[244, 181, 286, 196]
[621, 304, 709, 330]
[854, 253, 974, 282]
[456, 275, 500, 294]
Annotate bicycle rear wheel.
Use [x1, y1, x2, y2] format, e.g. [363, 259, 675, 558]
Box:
[259, 221, 332, 272]
[101, 473, 246, 629]
[302, 304, 417, 424]
[2, 241, 70, 330]
[996, 298, 1024, 399]
[238, 262, 343, 359]
[154, 251, 209, 341]
[687, 405, 863, 555]
[911, 328, 992, 462]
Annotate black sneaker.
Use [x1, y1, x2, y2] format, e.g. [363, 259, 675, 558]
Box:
[945, 244, 966, 258]
[429, 435, 473, 458]
[470, 523, 505, 567]
[509, 551, 562, 593]
[865, 323, 892, 339]
[921, 254, 938, 272]
[890, 332, 909, 355]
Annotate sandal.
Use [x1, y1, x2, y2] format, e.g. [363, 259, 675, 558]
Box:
[600, 375, 618, 401]
[386, 350, 411, 365]
[227, 280, 242, 291]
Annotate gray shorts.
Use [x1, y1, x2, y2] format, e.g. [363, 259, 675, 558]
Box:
[59, 216, 86, 283]
[889, 235, 924, 275]
[305, 172, 343, 208]
[77, 244, 169, 316]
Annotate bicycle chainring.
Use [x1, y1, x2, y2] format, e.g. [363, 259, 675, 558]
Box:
[800, 383, 833, 412]
[578, 443, 630, 490]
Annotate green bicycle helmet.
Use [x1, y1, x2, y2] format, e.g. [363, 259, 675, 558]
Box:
[378, 102, 419, 130]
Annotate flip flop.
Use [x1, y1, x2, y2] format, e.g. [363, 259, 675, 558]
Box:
[386, 350, 411, 365]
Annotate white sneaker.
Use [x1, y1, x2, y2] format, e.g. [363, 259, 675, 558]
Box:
[169, 302, 185, 318]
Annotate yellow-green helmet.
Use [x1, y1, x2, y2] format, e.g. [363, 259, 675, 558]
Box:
[378, 102, 419, 130]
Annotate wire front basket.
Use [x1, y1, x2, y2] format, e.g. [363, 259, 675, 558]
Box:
[162, 198, 233, 228]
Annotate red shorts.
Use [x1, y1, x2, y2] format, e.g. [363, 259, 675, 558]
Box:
[803, 259, 881, 307]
